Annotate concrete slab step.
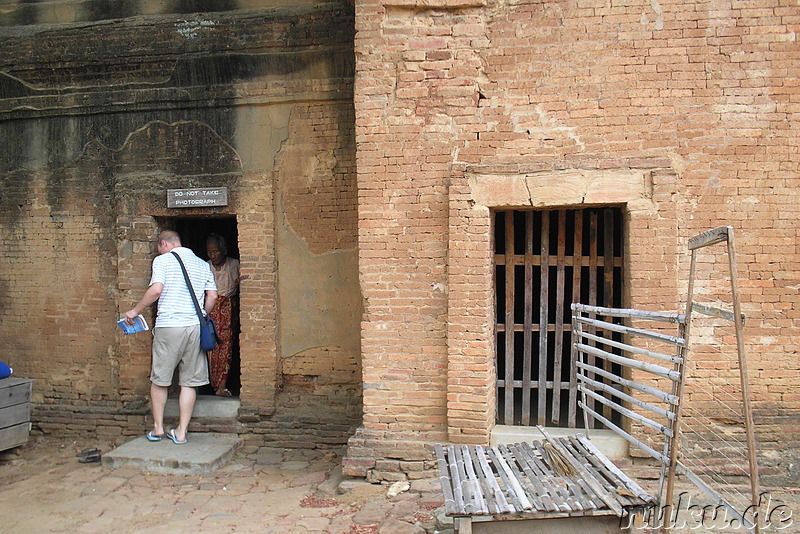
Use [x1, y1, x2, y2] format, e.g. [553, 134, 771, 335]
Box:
[103, 433, 242, 475]
[491, 425, 629, 459]
[164, 395, 240, 418]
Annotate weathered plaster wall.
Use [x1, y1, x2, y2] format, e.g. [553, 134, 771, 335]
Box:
[0, 0, 361, 446]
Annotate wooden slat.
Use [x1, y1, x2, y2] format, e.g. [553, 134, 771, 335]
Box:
[572, 476, 606, 510]
[568, 210, 582, 428]
[475, 445, 514, 513]
[538, 212, 550, 425]
[725, 227, 762, 532]
[0, 403, 31, 430]
[587, 212, 599, 422]
[489, 446, 533, 511]
[580, 386, 673, 437]
[601, 209, 615, 423]
[576, 360, 678, 405]
[602, 209, 614, 308]
[505, 443, 555, 512]
[551, 210, 567, 425]
[532, 440, 589, 511]
[575, 436, 653, 503]
[692, 301, 745, 324]
[459, 445, 486, 514]
[449, 445, 467, 514]
[567, 438, 622, 498]
[524, 441, 578, 512]
[537, 427, 624, 516]
[497, 379, 568, 389]
[0, 422, 30, 452]
[665, 248, 695, 515]
[495, 323, 558, 333]
[522, 212, 534, 426]
[543, 442, 598, 512]
[562, 439, 628, 509]
[435, 444, 458, 516]
[579, 402, 667, 462]
[575, 316, 685, 347]
[0, 378, 34, 411]
[575, 343, 680, 381]
[493, 254, 623, 268]
[588, 211, 598, 308]
[435, 440, 656, 523]
[576, 330, 682, 365]
[465, 446, 500, 514]
[504, 213, 515, 425]
[572, 303, 685, 324]
[454, 445, 477, 514]
[577, 373, 675, 421]
[688, 225, 730, 250]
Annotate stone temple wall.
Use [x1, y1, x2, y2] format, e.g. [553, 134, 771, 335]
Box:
[0, 0, 362, 448]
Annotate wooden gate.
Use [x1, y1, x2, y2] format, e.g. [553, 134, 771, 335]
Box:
[494, 208, 624, 427]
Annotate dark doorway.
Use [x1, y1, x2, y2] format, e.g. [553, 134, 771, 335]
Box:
[159, 216, 241, 397]
[494, 207, 625, 428]
[172, 217, 239, 262]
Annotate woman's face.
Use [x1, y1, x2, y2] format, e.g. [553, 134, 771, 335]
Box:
[207, 242, 226, 266]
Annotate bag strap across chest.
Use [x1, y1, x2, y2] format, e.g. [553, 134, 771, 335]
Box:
[171, 251, 205, 321]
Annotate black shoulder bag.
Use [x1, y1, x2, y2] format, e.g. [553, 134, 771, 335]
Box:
[171, 251, 220, 352]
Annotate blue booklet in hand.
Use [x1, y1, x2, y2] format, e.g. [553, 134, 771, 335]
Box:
[117, 314, 150, 334]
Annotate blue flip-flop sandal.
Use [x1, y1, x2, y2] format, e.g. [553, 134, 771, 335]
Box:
[167, 429, 187, 445]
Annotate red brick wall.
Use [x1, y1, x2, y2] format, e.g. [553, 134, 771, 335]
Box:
[346, 0, 799, 482]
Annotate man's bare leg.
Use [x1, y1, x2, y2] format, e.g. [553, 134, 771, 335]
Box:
[174, 385, 197, 442]
[150, 382, 168, 437]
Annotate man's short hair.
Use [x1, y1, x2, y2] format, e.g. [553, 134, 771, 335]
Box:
[159, 230, 181, 246]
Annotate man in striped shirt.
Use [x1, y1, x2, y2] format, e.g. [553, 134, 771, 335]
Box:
[124, 230, 218, 445]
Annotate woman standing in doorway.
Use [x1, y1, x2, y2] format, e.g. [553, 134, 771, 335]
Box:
[206, 233, 240, 397]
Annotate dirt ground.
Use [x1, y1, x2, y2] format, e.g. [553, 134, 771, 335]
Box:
[1, 436, 797, 533]
[0, 436, 444, 534]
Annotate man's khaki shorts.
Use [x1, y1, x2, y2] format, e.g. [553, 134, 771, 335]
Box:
[150, 326, 209, 387]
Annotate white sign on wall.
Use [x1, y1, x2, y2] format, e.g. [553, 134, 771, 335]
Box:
[167, 187, 228, 208]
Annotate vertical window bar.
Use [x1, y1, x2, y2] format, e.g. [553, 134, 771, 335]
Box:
[602, 208, 616, 422]
[537, 212, 550, 426]
[551, 210, 567, 425]
[504, 213, 516, 425]
[587, 211, 599, 424]
[568, 210, 583, 428]
[521, 212, 534, 426]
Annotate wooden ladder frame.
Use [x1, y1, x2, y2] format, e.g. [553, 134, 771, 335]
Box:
[664, 226, 761, 533]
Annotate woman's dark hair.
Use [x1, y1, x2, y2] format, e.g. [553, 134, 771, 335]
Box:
[206, 233, 228, 255]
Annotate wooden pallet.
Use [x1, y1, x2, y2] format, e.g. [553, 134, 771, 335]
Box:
[435, 428, 654, 533]
[0, 377, 34, 452]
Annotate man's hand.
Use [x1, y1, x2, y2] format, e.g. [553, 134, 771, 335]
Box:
[123, 309, 139, 324]
[124, 282, 163, 324]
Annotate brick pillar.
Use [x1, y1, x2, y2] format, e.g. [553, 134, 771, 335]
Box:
[116, 216, 160, 402]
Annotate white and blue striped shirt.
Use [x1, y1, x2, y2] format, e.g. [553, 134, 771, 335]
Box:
[150, 247, 217, 328]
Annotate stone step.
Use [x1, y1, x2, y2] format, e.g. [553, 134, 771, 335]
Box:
[491, 425, 629, 459]
[144, 395, 242, 434]
[165, 395, 241, 418]
[103, 433, 242, 474]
